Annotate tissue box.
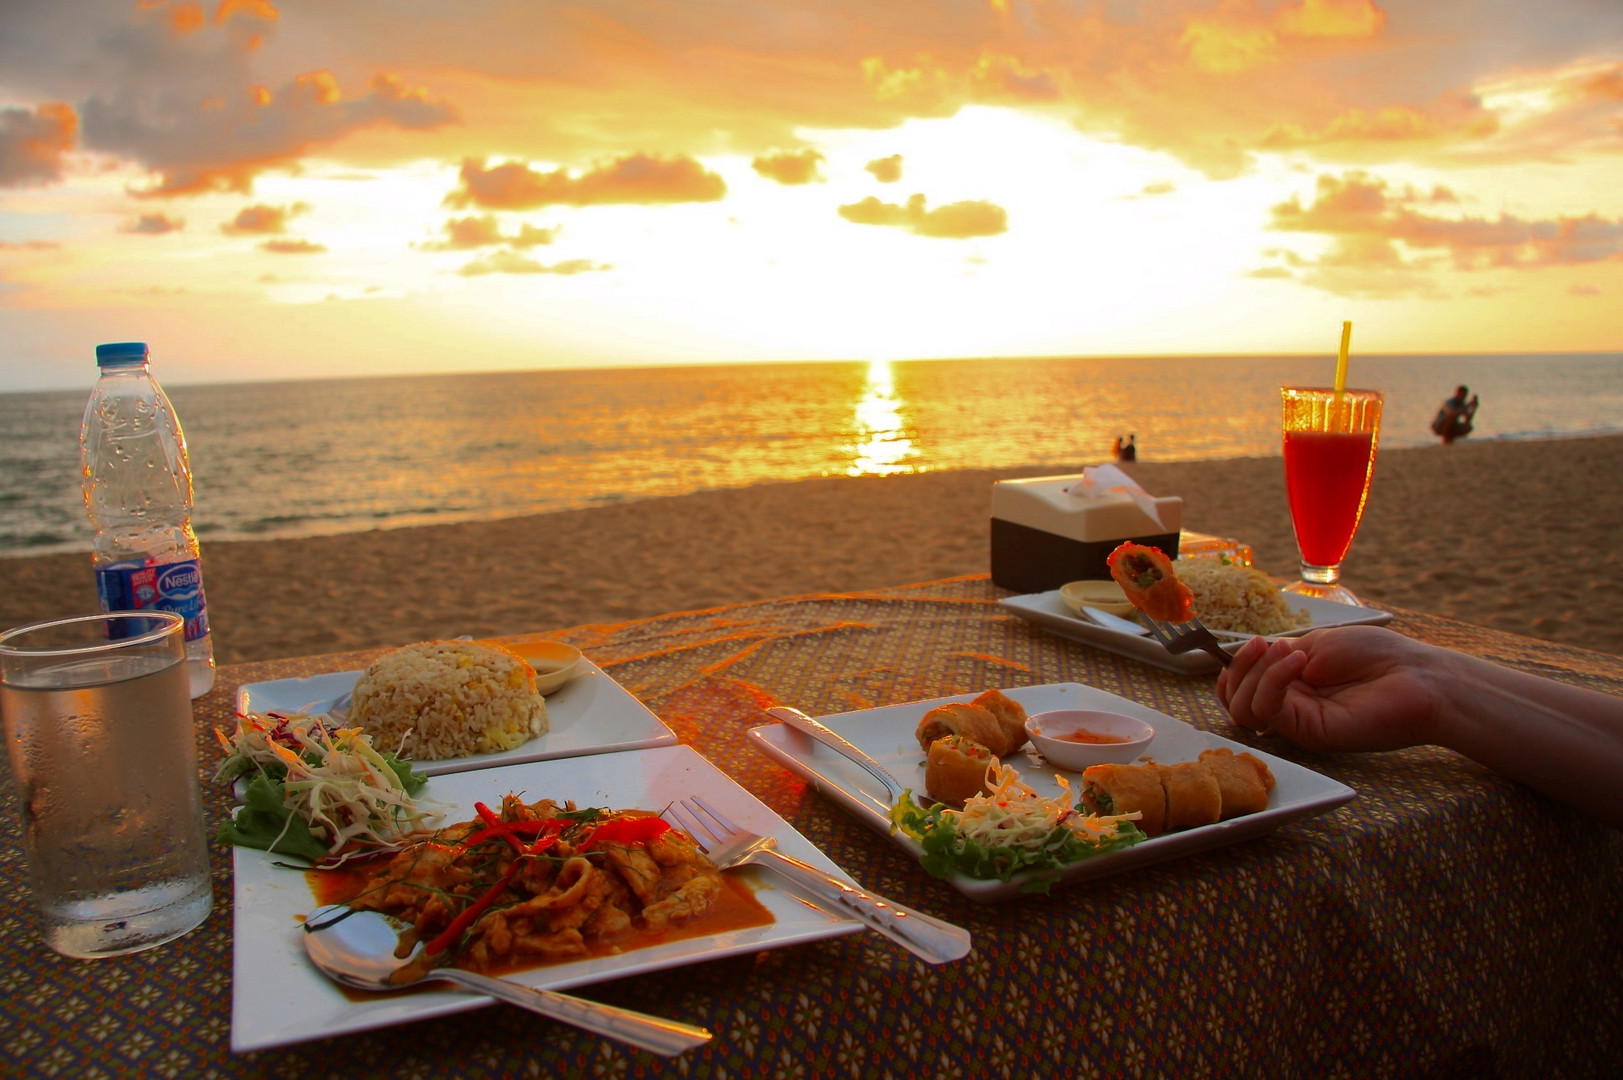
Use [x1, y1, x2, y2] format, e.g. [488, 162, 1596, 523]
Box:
[990, 474, 1183, 593]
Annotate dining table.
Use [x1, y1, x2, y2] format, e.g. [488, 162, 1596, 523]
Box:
[3, 574, 1620, 1079]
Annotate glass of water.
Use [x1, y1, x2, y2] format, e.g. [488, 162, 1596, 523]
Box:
[0, 611, 213, 958]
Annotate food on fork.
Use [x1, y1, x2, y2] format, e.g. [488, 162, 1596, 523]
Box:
[924, 735, 1000, 806]
[1079, 750, 1276, 837]
[1107, 543, 1195, 623]
[332, 794, 734, 980]
[915, 689, 1030, 758]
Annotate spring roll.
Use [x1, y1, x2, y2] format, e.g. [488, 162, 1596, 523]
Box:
[970, 688, 1030, 755]
[1080, 762, 1167, 837]
[924, 735, 999, 806]
[1156, 761, 1223, 831]
[916, 702, 1018, 757]
[1198, 748, 1275, 819]
[1107, 543, 1195, 623]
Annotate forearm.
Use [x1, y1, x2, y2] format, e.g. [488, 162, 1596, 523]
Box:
[1429, 648, 1623, 829]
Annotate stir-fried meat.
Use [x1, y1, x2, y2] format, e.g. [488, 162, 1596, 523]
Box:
[336, 794, 721, 977]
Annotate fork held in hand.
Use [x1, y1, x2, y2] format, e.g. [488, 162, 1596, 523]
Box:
[667, 796, 972, 965]
[1143, 615, 1234, 667]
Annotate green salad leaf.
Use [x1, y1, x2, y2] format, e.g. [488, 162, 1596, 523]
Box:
[215, 773, 330, 861]
[889, 777, 1145, 894]
[213, 712, 438, 863]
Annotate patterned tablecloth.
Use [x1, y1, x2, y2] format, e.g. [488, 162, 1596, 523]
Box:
[3, 576, 1620, 1079]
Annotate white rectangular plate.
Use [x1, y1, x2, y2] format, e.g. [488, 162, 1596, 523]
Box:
[999, 590, 1394, 674]
[748, 683, 1355, 902]
[230, 744, 863, 1052]
[235, 658, 675, 776]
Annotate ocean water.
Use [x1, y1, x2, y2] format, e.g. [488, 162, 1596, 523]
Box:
[3, 352, 1619, 558]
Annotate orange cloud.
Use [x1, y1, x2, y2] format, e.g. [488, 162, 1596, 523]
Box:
[1181, 0, 1385, 75]
[222, 202, 307, 234]
[1581, 66, 1623, 101]
[751, 149, 825, 185]
[216, 0, 280, 24]
[1276, 0, 1386, 38]
[122, 213, 185, 234]
[260, 237, 325, 253]
[865, 155, 904, 183]
[77, 4, 452, 196]
[837, 193, 1007, 238]
[1262, 171, 1623, 293]
[0, 103, 77, 187]
[447, 154, 726, 210]
[970, 52, 1062, 103]
[421, 215, 559, 250]
[457, 252, 610, 276]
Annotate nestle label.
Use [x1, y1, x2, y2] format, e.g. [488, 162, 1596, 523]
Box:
[97, 557, 210, 642]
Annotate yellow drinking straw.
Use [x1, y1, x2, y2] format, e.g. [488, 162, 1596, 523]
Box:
[1335, 320, 1352, 395]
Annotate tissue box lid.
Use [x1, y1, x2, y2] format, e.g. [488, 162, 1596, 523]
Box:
[990, 474, 1182, 542]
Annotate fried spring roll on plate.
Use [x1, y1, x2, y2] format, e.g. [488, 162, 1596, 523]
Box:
[1155, 762, 1223, 831]
[970, 688, 1030, 755]
[1199, 748, 1276, 819]
[924, 735, 999, 806]
[917, 701, 1020, 758]
[1081, 762, 1168, 837]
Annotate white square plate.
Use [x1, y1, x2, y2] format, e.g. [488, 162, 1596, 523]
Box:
[999, 590, 1394, 674]
[748, 683, 1355, 902]
[230, 744, 863, 1052]
[235, 658, 676, 776]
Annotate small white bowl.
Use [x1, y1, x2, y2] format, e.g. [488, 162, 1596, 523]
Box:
[1059, 580, 1137, 619]
[502, 640, 584, 695]
[1024, 709, 1155, 771]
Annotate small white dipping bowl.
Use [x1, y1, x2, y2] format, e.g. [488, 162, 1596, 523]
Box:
[502, 640, 584, 695]
[1024, 709, 1155, 771]
[1059, 579, 1137, 619]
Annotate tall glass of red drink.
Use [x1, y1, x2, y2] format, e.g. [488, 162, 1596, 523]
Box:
[1281, 386, 1382, 605]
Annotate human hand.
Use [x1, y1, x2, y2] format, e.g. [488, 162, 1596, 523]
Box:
[1216, 625, 1447, 753]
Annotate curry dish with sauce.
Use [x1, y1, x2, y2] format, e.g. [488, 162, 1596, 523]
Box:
[323, 793, 752, 981]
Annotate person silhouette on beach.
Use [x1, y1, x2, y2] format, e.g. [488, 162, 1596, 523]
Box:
[1431, 385, 1479, 444]
[1116, 434, 1137, 462]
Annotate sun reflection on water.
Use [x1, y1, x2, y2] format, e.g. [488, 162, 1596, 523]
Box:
[847, 359, 920, 476]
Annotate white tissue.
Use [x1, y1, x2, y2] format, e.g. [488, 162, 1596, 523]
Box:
[1066, 464, 1167, 530]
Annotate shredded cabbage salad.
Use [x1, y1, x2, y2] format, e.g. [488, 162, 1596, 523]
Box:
[214, 711, 441, 864]
[889, 764, 1144, 892]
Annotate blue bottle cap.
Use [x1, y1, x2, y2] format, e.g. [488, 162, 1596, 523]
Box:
[95, 342, 150, 368]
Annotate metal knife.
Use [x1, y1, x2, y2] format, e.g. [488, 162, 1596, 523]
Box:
[766, 706, 907, 809]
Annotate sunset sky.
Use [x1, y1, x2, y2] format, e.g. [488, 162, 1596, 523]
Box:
[1, 0, 1620, 391]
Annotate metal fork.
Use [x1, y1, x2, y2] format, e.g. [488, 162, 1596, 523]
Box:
[666, 796, 972, 965]
[1143, 615, 1234, 667]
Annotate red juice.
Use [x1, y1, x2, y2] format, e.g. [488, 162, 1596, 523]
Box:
[1283, 430, 1376, 566]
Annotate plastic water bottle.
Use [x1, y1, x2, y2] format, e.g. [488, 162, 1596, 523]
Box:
[79, 342, 215, 698]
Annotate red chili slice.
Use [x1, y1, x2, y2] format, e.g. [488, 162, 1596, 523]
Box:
[424, 857, 522, 957]
[578, 816, 670, 851]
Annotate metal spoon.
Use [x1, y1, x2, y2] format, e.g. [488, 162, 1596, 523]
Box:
[303, 905, 712, 1056]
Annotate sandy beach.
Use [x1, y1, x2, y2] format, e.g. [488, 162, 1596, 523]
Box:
[3, 434, 1619, 662]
